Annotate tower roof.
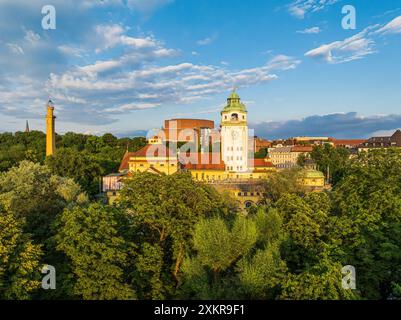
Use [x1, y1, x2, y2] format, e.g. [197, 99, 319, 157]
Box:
[221, 89, 247, 113]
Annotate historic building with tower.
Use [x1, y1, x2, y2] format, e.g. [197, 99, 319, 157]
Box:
[102, 90, 326, 209]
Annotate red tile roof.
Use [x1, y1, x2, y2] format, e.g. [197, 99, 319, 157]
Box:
[253, 159, 275, 167]
[291, 146, 313, 153]
[183, 163, 226, 170]
[131, 144, 177, 158]
[181, 152, 225, 170]
[119, 144, 177, 172]
[331, 139, 366, 147]
[119, 151, 136, 172]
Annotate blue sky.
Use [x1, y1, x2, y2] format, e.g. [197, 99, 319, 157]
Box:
[0, 0, 401, 138]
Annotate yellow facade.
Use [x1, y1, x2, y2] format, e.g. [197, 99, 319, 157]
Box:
[299, 169, 325, 189]
[187, 168, 275, 182]
[129, 157, 179, 175]
[46, 101, 56, 157]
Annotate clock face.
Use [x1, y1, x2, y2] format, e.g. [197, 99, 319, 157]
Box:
[231, 130, 239, 140]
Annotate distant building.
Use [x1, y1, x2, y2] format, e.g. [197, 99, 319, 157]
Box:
[254, 136, 271, 152]
[268, 145, 313, 169]
[358, 130, 401, 151]
[162, 118, 215, 143]
[291, 136, 330, 145]
[25, 120, 30, 133]
[329, 138, 366, 149]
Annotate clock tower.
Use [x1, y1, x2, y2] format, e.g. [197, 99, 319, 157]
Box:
[221, 89, 248, 172]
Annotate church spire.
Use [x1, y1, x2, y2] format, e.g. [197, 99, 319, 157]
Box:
[25, 120, 30, 133]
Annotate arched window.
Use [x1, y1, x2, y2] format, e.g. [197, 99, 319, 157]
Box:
[231, 113, 239, 121]
[245, 201, 253, 209]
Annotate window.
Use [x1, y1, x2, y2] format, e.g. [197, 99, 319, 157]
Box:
[231, 113, 239, 121]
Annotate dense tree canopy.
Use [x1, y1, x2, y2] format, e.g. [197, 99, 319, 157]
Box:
[0, 130, 400, 300]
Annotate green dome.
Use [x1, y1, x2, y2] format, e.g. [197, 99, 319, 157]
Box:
[302, 169, 325, 179]
[221, 89, 247, 113]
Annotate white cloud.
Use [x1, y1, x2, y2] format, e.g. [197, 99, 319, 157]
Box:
[306, 16, 401, 64]
[305, 25, 381, 64]
[58, 45, 86, 58]
[197, 34, 218, 46]
[376, 16, 401, 35]
[24, 30, 41, 44]
[288, 0, 339, 19]
[45, 54, 300, 121]
[297, 26, 322, 34]
[6, 43, 24, 55]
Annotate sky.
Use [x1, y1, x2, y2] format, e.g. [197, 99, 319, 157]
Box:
[0, 0, 401, 139]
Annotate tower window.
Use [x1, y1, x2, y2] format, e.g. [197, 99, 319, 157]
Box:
[231, 113, 239, 121]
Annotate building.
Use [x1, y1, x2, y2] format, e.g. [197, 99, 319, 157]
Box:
[46, 100, 56, 156]
[268, 145, 313, 169]
[254, 136, 271, 152]
[358, 130, 401, 151]
[25, 120, 30, 133]
[328, 138, 366, 149]
[291, 137, 330, 146]
[102, 90, 325, 209]
[220, 89, 249, 172]
[162, 118, 215, 143]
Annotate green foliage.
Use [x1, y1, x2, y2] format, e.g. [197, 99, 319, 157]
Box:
[54, 203, 136, 300]
[263, 168, 306, 202]
[330, 148, 401, 299]
[310, 144, 350, 185]
[1, 130, 400, 300]
[0, 206, 42, 299]
[0, 131, 146, 198]
[0, 161, 87, 242]
[254, 148, 267, 159]
[280, 258, 358, 300]
[119, 172, 237, 298]
[0, 131, 46, 172]
[180, 213, 287, 299]
[193, 215, 257, 273]
[238, 243, 287, 299]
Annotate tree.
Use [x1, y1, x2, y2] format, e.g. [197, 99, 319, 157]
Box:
[46, 148, 110, 197]
[310, 144, 349, 185]
[238, 243, 287, 299]
[179, 215, 258, 299]
[330, 148, 401, 299]
[0, 161, 87, 242]
[119, 172, 236, 298]
[0, 206, 42, 299]
[280, 258, 358, 300]
[54, 203, 136, 300]
[263, 168, 306, 203]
